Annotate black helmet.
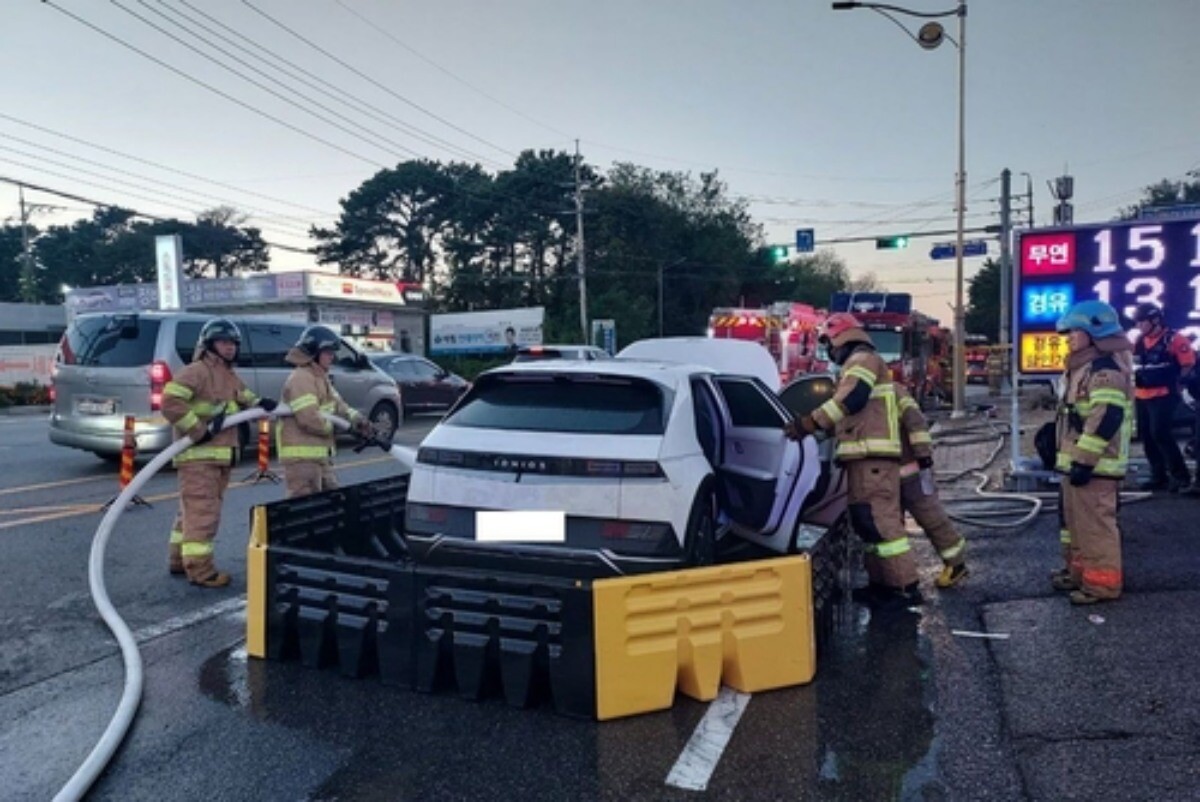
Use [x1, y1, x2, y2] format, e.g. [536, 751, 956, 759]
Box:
[296, 325, 341, 358]
[1132, 302, 1162, 324]
[198, 318, 241, 364]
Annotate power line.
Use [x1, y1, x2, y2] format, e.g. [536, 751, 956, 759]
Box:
[0, 155, 311, 243]
[150, 0, 498, 166]
[241, 0, 515, 160]
[332, 0, 575, 143]
[0, 133, 320, 234]
[108, 0, 427, 164]
[0, 174, 312, 254]
[43, 1, 378, 166]
[0, 112, 335, 217]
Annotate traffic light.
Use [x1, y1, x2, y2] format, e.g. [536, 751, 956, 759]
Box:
[875, 235, 910, 250]
[769, 245, 788, 263]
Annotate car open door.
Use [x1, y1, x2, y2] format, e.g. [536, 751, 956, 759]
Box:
[776, 374, 849, 531]
[705, 376, 815, 549]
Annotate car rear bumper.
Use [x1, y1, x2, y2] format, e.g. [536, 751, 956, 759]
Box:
[48, 415, 173, 455]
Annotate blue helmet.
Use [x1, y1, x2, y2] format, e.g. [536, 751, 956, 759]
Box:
[1055, 300, 1123, 339]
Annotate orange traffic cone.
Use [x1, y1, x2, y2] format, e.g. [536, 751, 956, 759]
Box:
[102, 415, 151, 510]
[242, 417, 280, 484]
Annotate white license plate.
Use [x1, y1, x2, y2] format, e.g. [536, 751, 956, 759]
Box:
[77, 398, 117, 415]
[475, 510, 565, 543]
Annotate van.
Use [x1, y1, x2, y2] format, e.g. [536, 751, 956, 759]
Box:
[49, 312, 404, 460]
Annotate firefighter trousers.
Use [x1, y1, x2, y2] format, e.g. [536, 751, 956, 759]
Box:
[1136, 395, 1189, 482]
[283, 460, 339, 499]
[168, 510, 184, 573]
[178, 463, 232, 583]
[846, 458, 918, 590]
[900, 474, 966, 567]
[1061, 476, 1123, 599]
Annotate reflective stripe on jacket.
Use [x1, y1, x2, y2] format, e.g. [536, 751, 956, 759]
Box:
[277, 357, 361, 463]
[896, 385, 932, 476]
[161, 352, 256, 466]
[1056, 350, 1134, 478]
[811, 347, 902, 461]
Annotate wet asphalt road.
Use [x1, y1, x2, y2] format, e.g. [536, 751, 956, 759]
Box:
[2, 412, 1198, 800]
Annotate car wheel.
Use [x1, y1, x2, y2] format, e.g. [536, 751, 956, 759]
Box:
[684, 482, 717, 567]
[369, 400, 400, 441]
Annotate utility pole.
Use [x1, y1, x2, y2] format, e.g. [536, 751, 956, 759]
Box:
[1024, 172, 1034, 228]
[18, 185, 36, 302]
[999, 169, 1012, 349]
[950, 0, 968, 419]
[573, 139, 588, 344]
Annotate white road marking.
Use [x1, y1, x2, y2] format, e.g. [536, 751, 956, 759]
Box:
[665, 687, 752, 792]
[132, 598, 246, 644]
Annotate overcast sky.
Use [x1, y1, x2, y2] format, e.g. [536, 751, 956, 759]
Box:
[2, 0, 1197, 319]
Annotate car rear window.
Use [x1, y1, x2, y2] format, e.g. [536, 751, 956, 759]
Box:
[446, 374, 666, 435]
[60, 315, 162, 367]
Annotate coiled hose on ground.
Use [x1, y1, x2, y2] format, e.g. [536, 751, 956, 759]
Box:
[930, 413, 1151, 530]
[55, 406, 414, 802]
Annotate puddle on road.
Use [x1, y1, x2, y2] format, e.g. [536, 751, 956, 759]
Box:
[811, 601, 943, 801]
[195, 598, 944, 800]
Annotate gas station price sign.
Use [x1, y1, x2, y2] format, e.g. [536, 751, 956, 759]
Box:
[1014, 214, 1200, 374]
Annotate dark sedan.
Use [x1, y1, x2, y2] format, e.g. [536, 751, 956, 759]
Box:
[367, 353, 469, 414]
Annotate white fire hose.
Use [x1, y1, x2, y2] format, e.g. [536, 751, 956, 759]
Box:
[55, 405, 413, 802]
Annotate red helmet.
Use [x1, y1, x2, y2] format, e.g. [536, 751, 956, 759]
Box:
[818, 313, 868, 348]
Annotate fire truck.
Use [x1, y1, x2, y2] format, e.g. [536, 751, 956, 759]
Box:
[828, 292, 945, 408]
[707, 302, 827, 385]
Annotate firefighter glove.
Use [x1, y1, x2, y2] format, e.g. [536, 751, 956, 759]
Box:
[1068, 461, 1094, 487]
[784, 415, 816, 441]
[355, 418, 374, 438]
[917, 456, 934, 470]
[256, 397, 278, 412]
[195, 409, 227, 445]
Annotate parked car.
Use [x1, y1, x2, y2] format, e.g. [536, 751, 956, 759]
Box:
[511, 344, 612, 363]
[49, 312, 404, 460]
[367, 352, 469, 415]
[405, 338, 846, 573]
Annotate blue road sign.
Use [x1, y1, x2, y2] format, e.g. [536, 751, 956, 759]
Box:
[795, 228, 815, 253]
[930, 240, 988, 260]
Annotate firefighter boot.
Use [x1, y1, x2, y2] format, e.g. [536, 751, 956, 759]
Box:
[1069, 589, 1111, 606]
[1050, 569, 1078, 592]
[191, 571, 231, 589]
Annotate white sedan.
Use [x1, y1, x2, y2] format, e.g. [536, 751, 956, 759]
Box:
[405, 339, 846, 573]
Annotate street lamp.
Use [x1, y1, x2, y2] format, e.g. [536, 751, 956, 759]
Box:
[832, 0, 969, 418]
[659, 257, 687, 337]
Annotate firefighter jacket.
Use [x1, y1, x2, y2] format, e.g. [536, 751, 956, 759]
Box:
[277, 348, 363, 463]
[1133, 327, 1194, 400]
[162, 351, 258, 466]
[896, 386, 933, 478]
[811, 345, 902, 461]
[1055, 336, 1134, 479]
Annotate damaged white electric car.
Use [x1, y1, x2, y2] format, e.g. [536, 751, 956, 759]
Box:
[405, 338, 847, 573]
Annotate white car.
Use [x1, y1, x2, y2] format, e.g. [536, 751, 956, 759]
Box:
[405, 339, 847, 574]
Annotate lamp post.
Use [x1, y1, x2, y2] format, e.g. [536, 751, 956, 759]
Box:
[832, 0, 969, 418]
[658, 257, 687, 337]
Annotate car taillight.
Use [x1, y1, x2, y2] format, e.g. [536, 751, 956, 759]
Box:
[149, 360, 171, 411]
[583, 460, 665, 478]
[601, 521, 670, 541]
[407, 502, 450, 524]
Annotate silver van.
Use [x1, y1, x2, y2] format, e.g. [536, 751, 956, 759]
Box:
[49, 312, 404, 460]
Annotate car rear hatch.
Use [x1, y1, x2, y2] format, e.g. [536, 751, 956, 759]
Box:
[52, 314, 164, 445]
[409, 370, 677, 558]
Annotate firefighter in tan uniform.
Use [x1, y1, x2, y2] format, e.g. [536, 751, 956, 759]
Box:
[162, 319, 273, 586]
[1052, 300, 1133, 604]
[278, 325, 372, 498]
[786, 313, 921, 609]
[896, 385, 969, 588]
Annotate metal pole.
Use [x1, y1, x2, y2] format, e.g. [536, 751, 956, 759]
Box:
[18, 184, 36, 302]
[658, 262, 664, 337]
[1010, 226, 1022, 473]
[999, 168, 1012, 349]
[951, 0, 968, 418]
[574, 140, 588, 344]
[1025, 172, 1034, 228]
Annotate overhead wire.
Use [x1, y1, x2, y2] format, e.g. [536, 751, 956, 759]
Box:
[241, 0, 516, 161]
[108, 0, 427, 164]
[151, 0, 498, 166]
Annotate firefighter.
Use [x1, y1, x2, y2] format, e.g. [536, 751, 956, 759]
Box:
[786, 312, 920, 609]
[1131, 302, 1194, 492]
[162, 319, 274, 586]
[896, 385, 969, 588]
[277, 325, 372, 498]
[1052, 300, 1133, 604]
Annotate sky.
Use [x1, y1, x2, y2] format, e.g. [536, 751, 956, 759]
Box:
[1, 0, 1198, 320]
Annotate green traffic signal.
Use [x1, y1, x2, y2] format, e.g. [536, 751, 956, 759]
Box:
[771, 245, 788, 262]
[875, 235, 910, 250]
